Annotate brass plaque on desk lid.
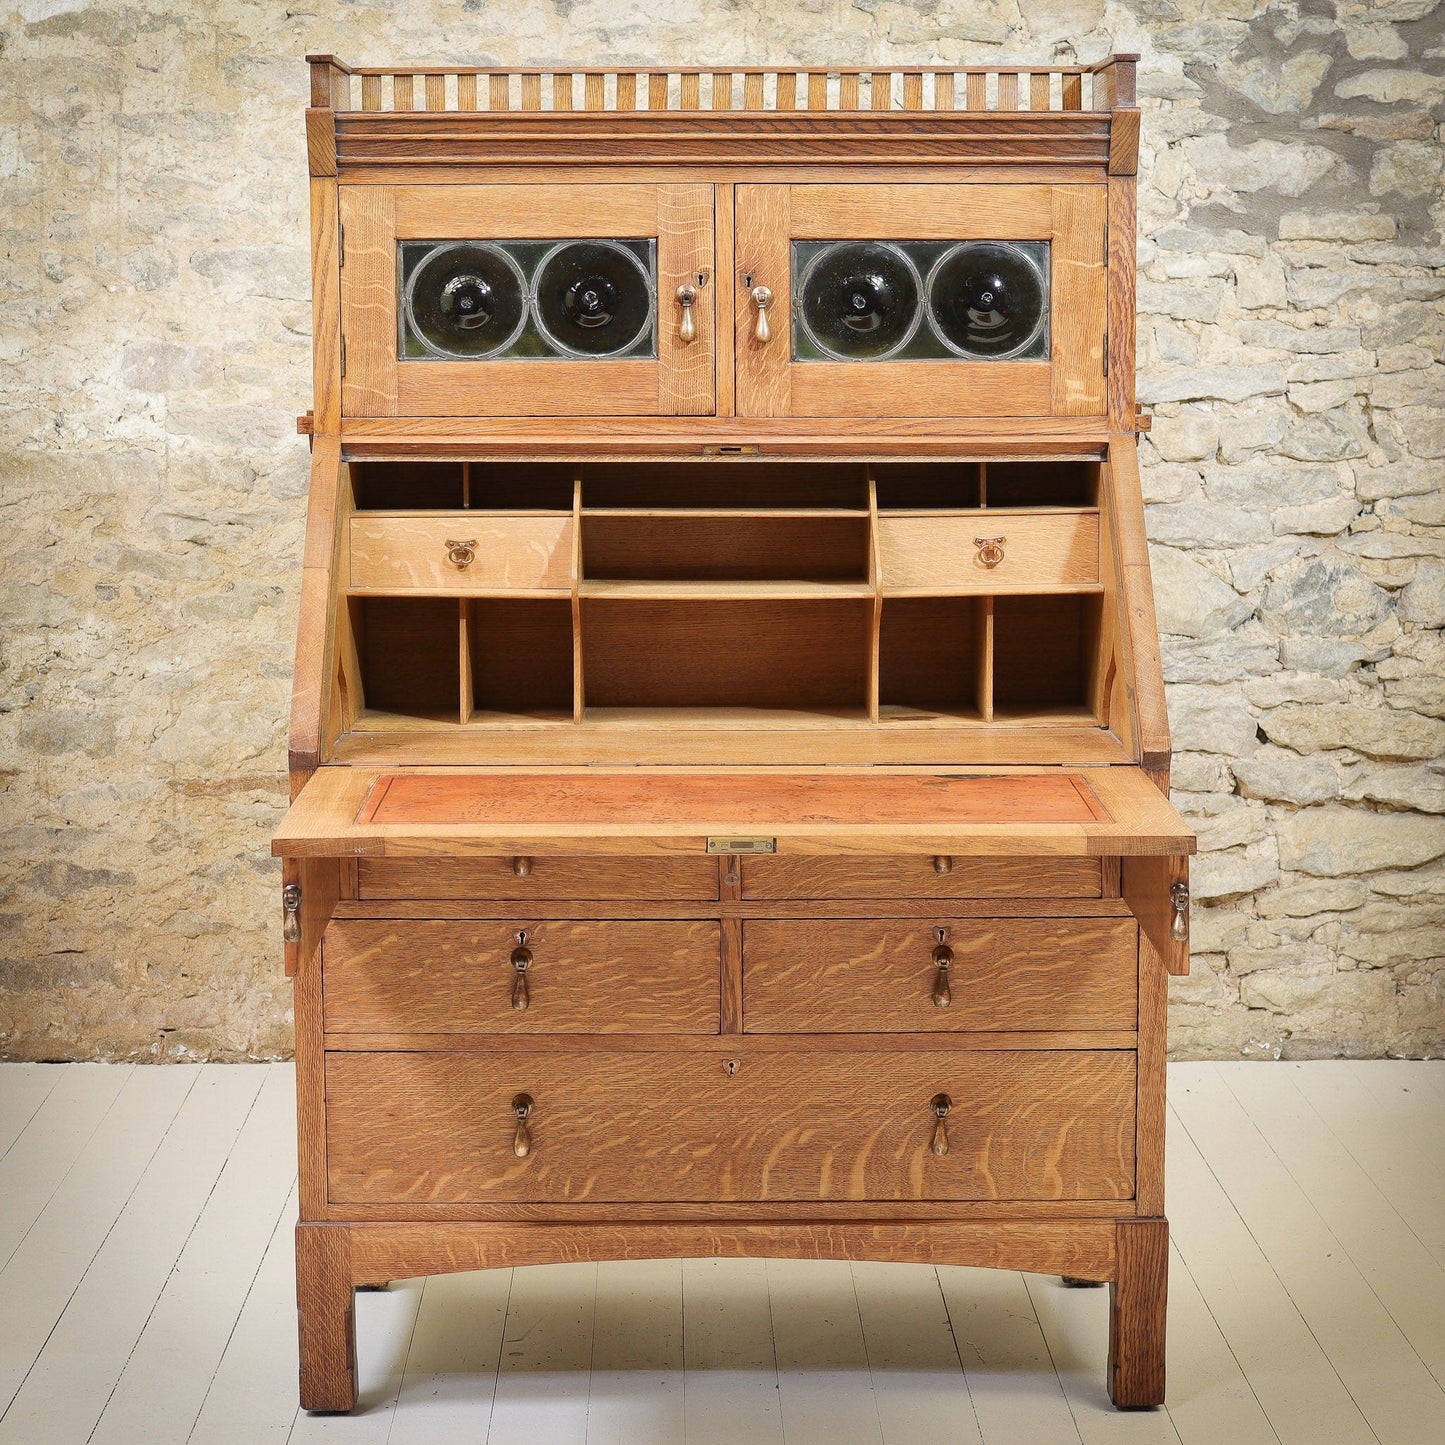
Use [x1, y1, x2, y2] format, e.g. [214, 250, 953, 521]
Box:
[706, 837, 777, 854]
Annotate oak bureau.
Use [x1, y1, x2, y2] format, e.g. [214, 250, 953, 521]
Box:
[274, 53, 1195, 1413]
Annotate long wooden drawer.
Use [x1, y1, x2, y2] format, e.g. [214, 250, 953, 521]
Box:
[349, 514, 574, 591]
[741, 855, 1102, 899]
[742, 918, 1136, 1033]
[876, 510, 1100, 593]
[357, 856, 720, 901]
[323, 920, 721, 1034]
[324, 1049, 1136, 1204]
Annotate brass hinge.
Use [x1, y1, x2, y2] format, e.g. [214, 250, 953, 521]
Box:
[339, 335, 346, 377]
[1102, 329, 1108, 377]
[337, 221, 344, 268]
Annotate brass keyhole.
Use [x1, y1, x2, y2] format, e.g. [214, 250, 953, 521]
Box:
[723, 1058, 740, 1077]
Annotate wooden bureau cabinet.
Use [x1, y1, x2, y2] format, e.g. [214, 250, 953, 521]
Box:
[276, 53, 1193, 1414]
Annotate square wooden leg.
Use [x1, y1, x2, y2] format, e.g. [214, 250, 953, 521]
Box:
[297, 1223, 358, 1414]
[1108, 1217, 1167, 1408]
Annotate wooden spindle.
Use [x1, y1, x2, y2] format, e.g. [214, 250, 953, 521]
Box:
[1063, 72, 1083, 110]
[488, 73, 509, 111]
[424, 72, 445, 110]
[457, 73, 477, 110]
[808, 72, 828, 109]
[839, 72, 860, 109]
[712, 71, 733, 109]
[680, 72, 700, 109]
[360, 73, 382, 110]
[1031, 71, 1051, 110]
[392, 73, 414, 111]
[648, 72, 668, 109]
[522, 73, 541, 110]
[553, 72, 573, 110]
[965, 71, 986, 110]
[585, 71, 605, 109]
[998, 71, 1019, 109]
[935, 71, 955, 110]
[871, 71, 891, 109]
[744, 71, 765, 109]
[777, 71, 797, 109]
[617, 72, 637, 109]
[903, 71, 923, 109]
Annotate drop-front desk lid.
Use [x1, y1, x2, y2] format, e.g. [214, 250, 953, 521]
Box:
[273, 767, 1194, 859]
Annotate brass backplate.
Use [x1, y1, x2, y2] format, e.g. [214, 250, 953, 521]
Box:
[706, 836, 777, 854]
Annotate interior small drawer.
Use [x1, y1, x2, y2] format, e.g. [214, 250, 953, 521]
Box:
[740, 855, 1102, 900]
[876, 510, 1099, 592]
[349, 513, 574, 591]
[324, 1048, 1137, 1204]
[357, 855, 720, 901]
[742, 918, 1136, 1033]
[323, 919, 721, 1035]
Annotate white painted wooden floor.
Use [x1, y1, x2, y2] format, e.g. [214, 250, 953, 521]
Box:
[1, 1062, 1443, 1444]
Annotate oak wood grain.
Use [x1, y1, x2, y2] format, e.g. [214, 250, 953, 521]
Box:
[296, 1224, 356, 1413]
[877, 510, 1100, 593]
[357, 854, 720, 900]
[1109, 1217, 1168, 1407]
[349, 514, 574, 591]
[740, 854, 1102, 899]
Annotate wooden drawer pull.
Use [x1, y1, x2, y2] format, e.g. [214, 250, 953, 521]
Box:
[512, 1093, 534, 1158]
[930, 1093, 951, 1156]
[510, 933, 532, 1011]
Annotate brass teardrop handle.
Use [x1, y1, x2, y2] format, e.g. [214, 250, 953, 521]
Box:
[445, 539, 477, 569]
[281, 883, 301, 944]
[512, 1093, 534, 1157]
[510, 934, 532, 1011]
[974, 536, 1006, 569]
[677, 283, 697, 343]
[930, 1094, 951, 1156]
[931, 941, 953, 1009]
[1170, 881, 1190, 943]
[933, 855, 953, 875]
[751, 285, 773, 344]
[511, 855, 533, 878]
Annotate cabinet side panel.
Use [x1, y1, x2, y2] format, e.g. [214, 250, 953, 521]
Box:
[339, 186, 398, 417]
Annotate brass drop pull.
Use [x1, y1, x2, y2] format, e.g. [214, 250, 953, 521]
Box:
[933, 855, 953, 875]
[1170, 881, 1190, 942]
[510, 932, 532, 1012]
[931, 940, 953, 1009]
[676, 283, 697, 343]
[281, 883, 301, 944]
[974, 536, 1006, 569]
[751, 285, 773, 343]
[511, 1093, 534, 1157]
[930, 1094, 952, 1156]
[445, 539, 477, 569]
[511, 855, 533, 878]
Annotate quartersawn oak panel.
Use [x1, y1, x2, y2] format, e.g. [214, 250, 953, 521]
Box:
[876, 510, 1100, 594]
[325, 1049, 1136, 1204]
[350, 515, 573, 591]
[323, 919, 721, 1034]
[741, 855, 1102, 899]
[742, 918, 1137, 1033]
[357, 855, 721, 900]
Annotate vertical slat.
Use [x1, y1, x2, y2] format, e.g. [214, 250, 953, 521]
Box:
[712, 71, 733, 109]
[489, 73, 510, 111]
[392, 73, 414, 111]
[871, 70, 891, 109]
[839, 72, 860, 109]
[744, 71, 765, 109]
[680, 72, 700, 109]
[553, 72, 573, 110]
[808, 72, 828, 110]
[521, 73, 541, 110]
[585, 71, 605, 109]
[457, 73, 478, 110]
[965, 71, 986, 110]
[977, 596, 994, 722]
[998, 70, 1019, 109]
[935, 71, 955, 110]
[617, 72, 637, 109]
[1031, 71, 1051, 110]
[360, 74, 382, 111]
[903, 71, 923, 109]
[459, 601, 472, 724]
[424, 73, 445, 110]
[1063, 72, 1082, 110]
[648, 72, 668, 109]
[571, 472, 584, 723]
[777, 71, 797, 110]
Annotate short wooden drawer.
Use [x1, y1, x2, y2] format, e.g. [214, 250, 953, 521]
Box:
[357, 855, 720, 901]
[740, 855, 1102, 900]
[876, 511, 1099, 593]
[349, 514, 574, 591]
[323, 920, 721, 1035]
[324, 1048, 1136, 1204]
[742, 918, 1136, 1033]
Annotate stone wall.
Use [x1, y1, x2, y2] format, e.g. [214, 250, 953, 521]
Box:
[1, 0, 1441, 1061]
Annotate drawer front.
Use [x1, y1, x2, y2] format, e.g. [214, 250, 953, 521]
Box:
[876, 512, 1099, 592]
[350, 515, 574, 591]
[741, 855, 1101, 900]
[325, 1049, 1136, 1205]
[743, 919, 1136, 1033]
[323, 920, 721, 1035]
[358, 855, 720, 901]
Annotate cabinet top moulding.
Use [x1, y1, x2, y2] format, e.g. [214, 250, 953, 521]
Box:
[304, 54, 1139, 177]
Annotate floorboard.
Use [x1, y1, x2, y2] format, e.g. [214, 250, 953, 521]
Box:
[0, 1062, 1440, 1444]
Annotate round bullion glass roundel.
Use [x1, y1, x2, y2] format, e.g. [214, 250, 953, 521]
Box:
[404, 242, 529, 359]
[926, 242, 1047, 359]
[797, 241, 922, 361]
[533, 241, 654, 358]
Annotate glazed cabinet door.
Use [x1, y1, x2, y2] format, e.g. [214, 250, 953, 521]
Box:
[734, 184, 1105, 419]
[340, 184, 715, 417]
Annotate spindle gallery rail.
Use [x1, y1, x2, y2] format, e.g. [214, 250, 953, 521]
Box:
[307, 56, 1138, 115]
